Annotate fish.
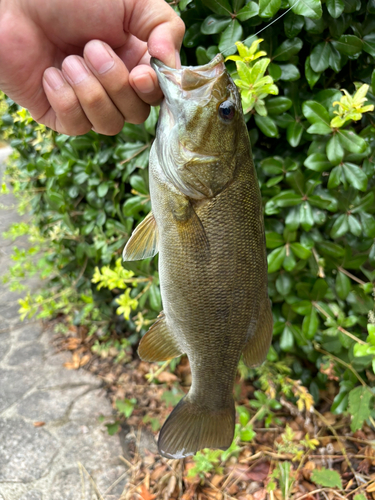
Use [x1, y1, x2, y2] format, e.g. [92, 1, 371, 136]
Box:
[123, 54, 273, 459]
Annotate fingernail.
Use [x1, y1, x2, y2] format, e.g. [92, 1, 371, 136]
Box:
[133, 74, 155, 94]
[175, 50, 181, 69]
[85, 40, 114, 74]
[44, 68, 64, 91]
[63, 57, 89, 85]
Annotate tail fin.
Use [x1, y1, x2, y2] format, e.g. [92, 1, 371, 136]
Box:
[158, 395, 235, 459]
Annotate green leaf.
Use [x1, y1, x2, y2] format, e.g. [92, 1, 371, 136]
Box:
[360, 212, 375, 238]
[219, 19, 243, 55]
[202, 0, 233, 15]
[290, 242, 312, 259]
[276, 273, 293, 295]
[284, 12, 304, 38]
[267, 246, 287, 273]
[330, 213, 349, 238]
[302, 101, 330, 125]
[268, 63, 282, 81]
[201, 15, 231, 35]
[331, 35, 363, 56]
[336, 271, 351, 299]
[183, 22, 205, 48]
[278, 63, 300, 81]
[274, 38, 303, 61]
[326, 135, 344, 164]
[304, 153, 332, 172]
[310, 42, 331, 72]
[290, 0, 322, 18]
[305, 57, 321, 88]
[354, 494, 367, 500]
[348, 214, 361, 237]
[348, 386, 373, 431]
[97, 182, 109, 198]
[338, 130, 367, 154]
[259, 0, 281, 17]
[318, 241, 345, 258]
[342, 163, 368, 191]
[326, 0, 345, 17]
[266, 232, 285, 248]
[300, 202, 314, 231]
[311, 468, 343, 489]
[363, 34, 375, 58]
[307, 122, 332, 134]
[105, 422, 119, 436]
[236, 2, 259, 20]
[280, 325, 295, 351]
[302, 308, 319, 339]
[149, 282, 162, 311]
[266, 97, 293, 114]
[254, 115, 278, 137]
[130, 175, 148, 195]
[272, 191, 303, 207]
[287, 121, 304, 147]
[328, 165, 342, 189]
[116, 398, 137, 418]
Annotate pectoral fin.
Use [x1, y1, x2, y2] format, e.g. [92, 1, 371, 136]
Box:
[169, 192, 210, 256]
[123, 211, 159, 261]
[243, 299, 273, 367]
[138, 312, 184, 362]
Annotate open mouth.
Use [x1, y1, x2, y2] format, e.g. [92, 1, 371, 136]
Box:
[151, 55, 226, 97]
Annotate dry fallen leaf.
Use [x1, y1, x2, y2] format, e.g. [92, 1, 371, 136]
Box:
[139, 484, 156, 500]
[253, 488, 266, 500]
[157, 371, 178, 383]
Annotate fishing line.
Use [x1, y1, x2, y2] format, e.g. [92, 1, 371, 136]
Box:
[219, 0, 300, 55]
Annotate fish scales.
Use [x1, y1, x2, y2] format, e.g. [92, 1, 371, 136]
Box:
[123, 54, 273, 459]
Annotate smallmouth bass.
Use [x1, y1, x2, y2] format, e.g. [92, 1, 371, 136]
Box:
[123, 54, 272, 459]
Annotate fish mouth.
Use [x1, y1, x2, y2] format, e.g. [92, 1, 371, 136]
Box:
[151, 54, 225, 101]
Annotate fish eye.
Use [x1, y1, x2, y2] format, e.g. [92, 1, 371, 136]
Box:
[218, 100, 235, 123]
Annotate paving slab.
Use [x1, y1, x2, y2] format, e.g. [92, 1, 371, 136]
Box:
[0, 148, 129, 499]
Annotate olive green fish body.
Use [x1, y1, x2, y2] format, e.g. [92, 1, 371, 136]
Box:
[123, 55, 272, 459]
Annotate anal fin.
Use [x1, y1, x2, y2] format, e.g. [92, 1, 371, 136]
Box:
[123, 211, 159, 261]
[138, 312, 184, 362]
[243, 298, 273, 367]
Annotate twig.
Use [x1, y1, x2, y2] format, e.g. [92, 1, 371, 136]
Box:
[119, 143, 150, 165]
[313, 343, 368, 387]
[78, 462, 105, 500]
[313, 409, 357, 478]
[312, 303, 367, 346]
[337, 266, 366, 286]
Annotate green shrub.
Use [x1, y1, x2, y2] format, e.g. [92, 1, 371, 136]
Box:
[1, 0, 375, 424]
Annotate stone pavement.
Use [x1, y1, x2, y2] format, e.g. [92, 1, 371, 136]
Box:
[0, 148, 128, 500]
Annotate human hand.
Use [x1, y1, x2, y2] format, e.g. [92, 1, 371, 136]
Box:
[0, 0, 184, 135]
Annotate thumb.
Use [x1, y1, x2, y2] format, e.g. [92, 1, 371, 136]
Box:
[125, 0, 185, 68]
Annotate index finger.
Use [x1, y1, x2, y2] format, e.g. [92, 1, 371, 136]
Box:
[124, 0, 185, 68]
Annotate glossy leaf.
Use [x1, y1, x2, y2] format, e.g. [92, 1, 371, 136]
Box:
[326, 135, 344, 164]
[218, 20, 243, 55]
[310, 42, 331, 72]
[259, 0, 281, 17]
[326, 0, 345, 17]
[236, 2, 259, 20]
[254, 115, 279, 137]
[331, 35, 363, 56]
[342, 163, 368, 191]
[274, 38, 303, 61]
[201, 16, 231, 35]
[290, 0, 322, 18]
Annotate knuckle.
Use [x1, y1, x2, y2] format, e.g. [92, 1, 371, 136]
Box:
[172, 16, 186, 39]
[127, 107, 150, 125]
[97, 119, 125, 136]
[84, 89, 105, 108]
